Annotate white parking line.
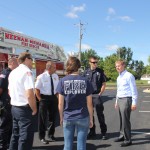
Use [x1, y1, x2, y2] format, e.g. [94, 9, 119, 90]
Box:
[131, 131, 150, 135]
[139, 111, 150, 112]
[143, 101, 150, 102]
[145, 96, 150, 97]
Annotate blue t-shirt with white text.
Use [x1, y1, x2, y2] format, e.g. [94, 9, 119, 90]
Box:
[56, 74, 93, 120]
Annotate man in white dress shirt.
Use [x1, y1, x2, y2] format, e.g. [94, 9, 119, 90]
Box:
[114, 59, 138, 147]
[35, 61, 59, 144]
[8, 52, 37, 150]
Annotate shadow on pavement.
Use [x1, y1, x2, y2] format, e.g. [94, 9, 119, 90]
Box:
[132, 137, 150, 145]
[132, 128, 150, 134]
[32, 145, 63, 150]
[32, 143, 112, 150]
[102, 95, 115, 103]
[130, 128, 150, 145]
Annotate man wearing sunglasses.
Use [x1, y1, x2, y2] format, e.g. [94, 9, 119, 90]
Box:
[82, 56, 107, 140]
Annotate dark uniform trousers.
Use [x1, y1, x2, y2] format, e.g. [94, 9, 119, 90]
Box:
[9, 105, 35, 150]
[38, 94, 58, 139]
[90, 94, 107, 135]
[117, 97, 132, 142]
[0, 104, 12, 150]
[0, 68, 12, 150]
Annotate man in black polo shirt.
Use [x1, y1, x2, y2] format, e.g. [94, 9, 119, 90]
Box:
[0, 57, 18, 150]
[82, 56, 107, 140]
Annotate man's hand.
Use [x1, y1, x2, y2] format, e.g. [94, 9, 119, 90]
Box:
[131, 105, 136, 111]
[115, 103, 118, 109]
[32, 109, 37, 115]
[98, 92, 102, 96]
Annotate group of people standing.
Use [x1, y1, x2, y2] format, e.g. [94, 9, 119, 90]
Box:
[0, 52, 138, 150]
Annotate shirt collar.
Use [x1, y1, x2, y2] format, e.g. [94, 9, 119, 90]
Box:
[89, 67, 97, 72]
[19, 64, 30, 70]
[119, 70, 127, 76]
[45, 71, 53, 77]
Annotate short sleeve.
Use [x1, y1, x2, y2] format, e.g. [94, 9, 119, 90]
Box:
[35, 75, 42, 89]
[56, 78, 64, 95]
[101, 71, 107, 83]
[24, 71, 34, 90]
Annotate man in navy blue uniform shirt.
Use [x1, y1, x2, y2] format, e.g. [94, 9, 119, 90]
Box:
[0, 57, 18, 150]
[82, 56, 107, 140]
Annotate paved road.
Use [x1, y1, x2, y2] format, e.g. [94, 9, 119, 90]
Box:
[32, 87, 150, 150]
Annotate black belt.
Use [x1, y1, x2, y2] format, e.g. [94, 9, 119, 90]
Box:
[13, 104, 30, 108]
[118, 97, 132, 99]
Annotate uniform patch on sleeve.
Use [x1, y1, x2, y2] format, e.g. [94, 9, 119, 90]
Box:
[0, 74, 6, 78]
[27, 72, 32, 76]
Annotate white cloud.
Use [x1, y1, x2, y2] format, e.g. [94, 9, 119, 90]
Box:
[106, 7, 134, 22]
[67, 51, 78, 57]
[72, 4, 86, 12]
[119, 16, 134, 22]
[108, 25, 121, 32]
[106, 44, 119, 51]
[106, 8, 116, 21]
[66, 12, 78, 19]
[108, 8, 116, 15]
[66, 4, 86, 19]
[81, 44, 91, 50]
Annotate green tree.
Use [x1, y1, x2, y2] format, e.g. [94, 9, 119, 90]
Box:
[145, 56, 150, 74]
[103, 54, 118, 81]
[132, 60, 145, 79]
[116, 47, 133, 67]
[148, 56, 150, 65]
[146, 65, 150, 74]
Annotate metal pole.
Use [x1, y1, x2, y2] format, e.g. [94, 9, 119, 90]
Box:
[79, 21, 83, 61]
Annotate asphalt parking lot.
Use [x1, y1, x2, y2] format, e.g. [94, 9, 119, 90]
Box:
[32, 87, 150, 150]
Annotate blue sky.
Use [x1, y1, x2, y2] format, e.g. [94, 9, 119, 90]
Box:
[0, 0, 149, 65]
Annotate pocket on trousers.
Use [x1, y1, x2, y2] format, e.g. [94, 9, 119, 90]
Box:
[77, 117, 89, 128]
[63, 120, 72, 128]
[92, 94, 102, 106]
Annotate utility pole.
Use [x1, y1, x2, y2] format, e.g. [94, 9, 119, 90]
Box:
[75, 21, 86, 61]
[78, 21, 83, 61]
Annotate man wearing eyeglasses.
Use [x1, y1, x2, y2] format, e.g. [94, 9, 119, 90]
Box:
[82, 56, 107, 140]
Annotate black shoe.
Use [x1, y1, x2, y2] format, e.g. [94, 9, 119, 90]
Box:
[47, 136, 56, 142]
[87, 132, 96, 139]
[102, 135, 107, 140]
[120, 142, 132, 147]
[40, 139, 49, 144]
[114, 137, 124, 142]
